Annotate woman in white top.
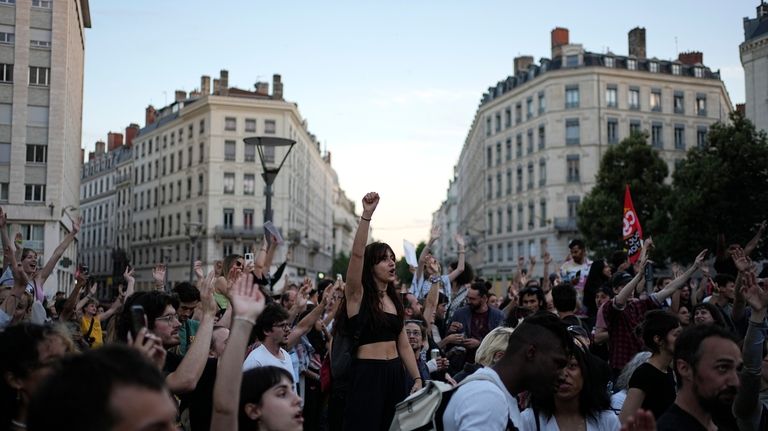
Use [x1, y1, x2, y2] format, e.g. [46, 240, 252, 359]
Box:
[521, 341, 619, 431]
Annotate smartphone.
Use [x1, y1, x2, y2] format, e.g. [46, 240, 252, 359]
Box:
[244, 252, 254, 265]
[336, 273, 343, 282]
[130, 305, 147, 338]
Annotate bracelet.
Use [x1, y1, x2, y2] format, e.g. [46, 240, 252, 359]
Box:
[234, 316, 256, 325]
[413, 377, 423, 381]
[360, 216, 371, 222]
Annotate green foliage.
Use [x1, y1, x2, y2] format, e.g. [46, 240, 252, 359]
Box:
[331, 252, 350, 280]
[577, 131, 672, 258]
[661, 111, 768, 262]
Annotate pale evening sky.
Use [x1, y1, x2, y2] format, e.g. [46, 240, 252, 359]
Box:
[82, 0, 754, 253]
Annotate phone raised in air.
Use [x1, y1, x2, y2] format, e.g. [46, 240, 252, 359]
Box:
[130, 305, 147, 338]
[244, 252, 254, 266]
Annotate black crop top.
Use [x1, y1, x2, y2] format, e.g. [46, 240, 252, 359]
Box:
[349, 312, 403, 346]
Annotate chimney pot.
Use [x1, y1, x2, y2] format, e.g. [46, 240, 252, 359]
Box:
[213, 79, 220, 95]
[513, 56, 534, 75]
[145, 105, 157, 126]
[95, 140, 106, 156]
[272, 74, 283, 100]
[107, 132, 124, 151]
[174, 90, 187, 102]
[551, 27, 570, 58]
[220, 70, 229, 96]
[125, 124, 139, 148]
[201, 75, 211, 95]
[256, 82, 269, 95]
[677, 51, 703, 65]
[628, 27, 647, 58]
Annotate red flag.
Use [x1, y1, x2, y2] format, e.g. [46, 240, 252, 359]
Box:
[622, 185, 644, 263]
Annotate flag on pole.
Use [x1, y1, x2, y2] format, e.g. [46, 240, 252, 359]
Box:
[622, 185, 644, 263]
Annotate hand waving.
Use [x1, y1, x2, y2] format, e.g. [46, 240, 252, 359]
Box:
[199, 271, 218, 316]
[193, 260, 204, 281]
[230, 273, 266, 321]
[152, 263, 166, 288]
[731, 247, 751, 273]
[742, 271, 768, 312]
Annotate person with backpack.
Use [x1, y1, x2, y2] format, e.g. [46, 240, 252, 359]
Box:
[442, 312, 573, 431]
[331, 192, 422, 431]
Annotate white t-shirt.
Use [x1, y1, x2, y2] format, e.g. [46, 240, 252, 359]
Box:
[242, 344, 297, 384]
[442, 367, 521, 431]
[520, 409, 620, 431]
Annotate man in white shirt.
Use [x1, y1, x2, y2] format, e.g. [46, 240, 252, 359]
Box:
[243, 303, 297, 384]
[443, 312, 571, 431]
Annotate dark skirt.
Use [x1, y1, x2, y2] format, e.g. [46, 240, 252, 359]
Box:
[342, 357, 407, 431]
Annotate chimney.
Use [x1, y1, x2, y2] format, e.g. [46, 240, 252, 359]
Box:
[551, 27, 569, 57]
[80, 148, 85, 164]
[678, 51, 703, 65]
[513, 56, 534, 75]
[189, 90, 200, 98]
[145, 105, 157, 126]
[88, 151, 95, 161]
[628, 27, 646, 58]
[125, 123, 139, 148]
[759, 2, 768, 18]
[107, 132, 124, 151]
[95, 140, 105, 156]
[272, 74, 283, 100]
[213, 78, 220, 95]
[174, 90, 187, 102]
[255, 82, 269, 95]
[219, 70, 229, 96]
[201, 75, 211, 95]
[736, 103, 746, 115]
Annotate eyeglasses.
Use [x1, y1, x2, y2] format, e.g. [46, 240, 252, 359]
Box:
[155, 314, 180, 323]
[273, 322, 291, 330]
[234, 261, 243, 267]
[405, 330, 422, 337]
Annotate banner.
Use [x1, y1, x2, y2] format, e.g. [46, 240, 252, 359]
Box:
[622, 185, 644, 263]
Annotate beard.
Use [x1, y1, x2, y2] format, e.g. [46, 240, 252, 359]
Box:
[695, 384, 737, 414]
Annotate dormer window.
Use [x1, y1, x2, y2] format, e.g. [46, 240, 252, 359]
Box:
[672, 64, 681, 75]
[649, 62, 659, 73]
[566, 55, 579, 67]
[605, 57, 614, 68]
[627, 59, 637, 70]
[694, 66, 704, 78]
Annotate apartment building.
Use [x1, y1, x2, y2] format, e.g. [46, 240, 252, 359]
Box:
[741, 2, 768, 132]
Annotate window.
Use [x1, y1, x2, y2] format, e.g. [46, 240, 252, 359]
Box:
[538, 125, 545, 150]
[565, 86, 579, 108]
[198, 174, 204, 196]
[506, 169, 512, 195]
[486, 176, 492, 199]
[199, 142, 204, 163]
[517, 204, 523, 231]
[0, 0, 15, 4]
[672, 64, 681, 75]
[607, 118, 619, 144]
[694, 67, 704, 78]
[516, 134, 522, 157]
[526, 98, 533, 119]
[539, 158, 546, 186]
[265, 120, 276, 134]
[497, 209, 502, 234]
[169, 183, 174, 203]
[565, 119, 580, 145]
[32, 0, 51, 8]
[527, 202, 535, 229]
[629, 88, 640, 110]
[516, 166, 523, 193]
[29, 28, 51, 48]
[495, 112, 501, 132]
[515, 103, 522, 124]
[650, 90, 661, 112]
[527, 129, 534, 154]
[651, 123, 663, 148]
[0, 142, 9, 163]
[0, 31, 14, 44]
[488, 245, 494, 263]
[630, 120, 641, 135]
[696, 95, 707, 116]
[505, 139, 511, 161]
[485, 117, 491, 136]
[497, 243, 503, 261]
[606, 86, 617, 108]
[540, 200, 547, 227]
[244, 174, 255, 195]
[567, 196, 580, 220]
[27, 106, 48, 126]
[0, 103, 9, 125]
[506, 207, 513, 233]
[566, 55, 579, 67]
[538, 91, 546, 114]
[507, 242, 514, 262]
[649, 62, 659, 73]
[495, 173, 502, 197]
[223, 209, 234, 229]
[225, 117, 236, 131]
[0, 63, 11, 83]
[24, 184, 45, 202]
[243, 209, 254, 230]
[487, 211, 493, 235]
[241, 118, 257, 133]
[486, 147, 492, 168]
[199, 119, 205, 134]
[224, 140, 236, 161]
[504, 108, 511, 128]
[566, 155, 580, 182]
[605, 57, 614, 68]
[223, 173, 235, 194]
[495, 142, 501, 165]
[697, 127, 708, 148]
[169, 154, 175, 173]
[674, 92, 685, 114]
[674, 125, 685, 150]
[0, 183, 6, 201]
[25, 144, 46, 163]
[627, 59, 637, 70]
[527, 163, 534, 190]
[188, 147, 192, 167]
[187, 177, 192, 198]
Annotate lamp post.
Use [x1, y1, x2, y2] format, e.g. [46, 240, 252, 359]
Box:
[243, 136, 296, 223]
[185, 222, 203, 283]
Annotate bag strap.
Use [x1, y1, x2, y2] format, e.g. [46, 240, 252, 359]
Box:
[84, 316, 96, 342]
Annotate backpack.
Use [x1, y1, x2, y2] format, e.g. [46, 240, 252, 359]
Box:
[389, 372, 517, 431]
[329, 310, 367, 391]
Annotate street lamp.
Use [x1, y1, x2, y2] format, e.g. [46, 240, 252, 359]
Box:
[243, 136, 296, 223]
[185, 222, 203, 283]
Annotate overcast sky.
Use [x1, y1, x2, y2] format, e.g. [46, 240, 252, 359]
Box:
[82, 0, 755, 252]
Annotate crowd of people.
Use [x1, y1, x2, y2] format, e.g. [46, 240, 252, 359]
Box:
[0, 196, 767, 431]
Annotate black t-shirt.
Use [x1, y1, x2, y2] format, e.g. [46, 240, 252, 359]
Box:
[627, 363, 676, 419]
[163, 351, 218, 431]
[657, 403, 706, 431]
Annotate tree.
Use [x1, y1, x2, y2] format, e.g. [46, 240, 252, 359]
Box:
[661, 111, 768, 262]
[331, 252, 350, 280]
[395, 241, 426, 286]
[577, 132, 672, 258]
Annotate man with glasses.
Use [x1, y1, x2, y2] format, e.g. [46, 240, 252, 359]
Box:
[243, 302, 298, 386]
[171, 281, 200, 355]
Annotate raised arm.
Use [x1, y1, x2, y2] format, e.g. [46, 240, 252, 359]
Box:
[286, 287, 329, 349]
[655, 250, 707, 303]
[123, 265, 136, 299]
[541, 252, 552, 293]
[422, 280, 440, 334]
[37, 217, 81, 284]
[60, 272, 86, 322]
[253, 237, 269, 278]
[415, 226, 440, 282]
[345, 192, 378, 317]
[446, 234, 465, 282]
[743, 220, 765, 256]
[210, 273, 265, 431]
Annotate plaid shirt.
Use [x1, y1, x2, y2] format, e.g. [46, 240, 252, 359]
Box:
[603, 295, 660, 370]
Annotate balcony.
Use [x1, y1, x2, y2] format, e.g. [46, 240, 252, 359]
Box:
[214, 225, 261, 241]
[553, 217, 578, 233]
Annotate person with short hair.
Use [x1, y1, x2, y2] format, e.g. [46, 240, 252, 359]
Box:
[172, 281, 201, 355]
[657, 324, 742, 430]
[243, 303, 297, 384]
[520, 285, 547, 313]
[559, 239, 592, 307]
[27, 345, 177, 431]
[449, 282, 505, 362]
[443, 312, 573, 431]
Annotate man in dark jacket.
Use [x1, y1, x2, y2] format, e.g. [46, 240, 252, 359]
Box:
[449, 282, 505, 363]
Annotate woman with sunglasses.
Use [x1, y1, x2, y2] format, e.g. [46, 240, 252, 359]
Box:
[333, 192, 422, 431]
[619, 310, 681, 423]
[521, 340, 619, 430]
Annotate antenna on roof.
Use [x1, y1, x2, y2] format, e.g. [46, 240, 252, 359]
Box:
[675, 37, 678, 56]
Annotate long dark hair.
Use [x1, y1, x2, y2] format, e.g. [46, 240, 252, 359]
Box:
[583, 260, 609, 320]
[529, 344, 611, 421]
[334, 242, 404, 336]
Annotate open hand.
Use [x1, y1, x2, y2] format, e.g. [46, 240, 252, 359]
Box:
[542, 251, 552, 265]
[199, 271, 218, 315]
[193, 260, 204, 281]
[731, 247, 751, 273]
[742, 271, 768, 312]
[230, 273, 266, 321]
[152, 263, 166, 287]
